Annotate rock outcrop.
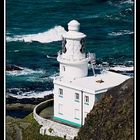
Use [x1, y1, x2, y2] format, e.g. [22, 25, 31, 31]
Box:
[76, 78, 134, 140]
[6, 65, 23, 71]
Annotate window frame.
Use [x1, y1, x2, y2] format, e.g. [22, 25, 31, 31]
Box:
[58, 104, 63, 115]
[84, 95, 89, 105]
[74, 109, 80, 120]
[75, 93, 80, 102]
[63, 66, 65, 71]
[84, 112, 88, 118]
[59, 88, 63, 98]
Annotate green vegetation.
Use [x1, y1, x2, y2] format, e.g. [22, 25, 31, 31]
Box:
[39, 106, 53, 119]
[6, 113, 64, 140]
[6, 103, 36, 111]
[76, 78, 134, 140]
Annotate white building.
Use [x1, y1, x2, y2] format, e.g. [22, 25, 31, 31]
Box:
[53, 20, 129, 128]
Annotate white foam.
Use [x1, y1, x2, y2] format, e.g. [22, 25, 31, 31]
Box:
[6, 26, 67, 43]
[105, 15, 120, 21]
[120, 0, 134, 4]
[109, 65, 134, 72]
[14, 50, 20, 53]
[108, 30, 134, 36]
[6, 67, 45, 76]
[84, 15, 99, 19]
[6, 32, 11, 35]
[8, 90, 53, 99]
[50, 73, 59, 79]
[46, 55, 57, 59]
[125, 60, 134, 64]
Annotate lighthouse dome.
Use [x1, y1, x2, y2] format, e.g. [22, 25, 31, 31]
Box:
[63, 19, 86, 39]
[68, 20, 80, 31]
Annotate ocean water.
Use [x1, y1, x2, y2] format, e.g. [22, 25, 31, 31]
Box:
[6, 0, 134, 99]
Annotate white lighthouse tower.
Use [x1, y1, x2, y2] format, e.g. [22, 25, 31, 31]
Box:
[53, 20, 129, 128]
[57, 20, 89, 80]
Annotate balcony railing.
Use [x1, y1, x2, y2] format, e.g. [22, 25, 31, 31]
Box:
[57, 51, 95, 62]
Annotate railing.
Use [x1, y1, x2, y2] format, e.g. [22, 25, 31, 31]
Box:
[86, 52, 96, 63]
[58, 51, 96, 62]
[57, 52, 88, 61]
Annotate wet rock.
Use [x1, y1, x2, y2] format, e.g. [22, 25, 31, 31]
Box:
[6, 65, 23, 71]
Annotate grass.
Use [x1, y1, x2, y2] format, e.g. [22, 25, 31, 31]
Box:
[39, 106, 54, 119]
[6, 113, 64, 140]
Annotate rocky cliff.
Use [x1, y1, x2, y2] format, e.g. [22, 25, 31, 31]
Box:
[77, 78, 134, 140]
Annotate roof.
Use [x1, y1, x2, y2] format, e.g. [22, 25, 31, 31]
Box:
[68, 20, 80, 32]
[54, 71, 130, 94]
[63, 19, 86, 39]
[63, 31, 86, 39]
[68, 20, 80, 26]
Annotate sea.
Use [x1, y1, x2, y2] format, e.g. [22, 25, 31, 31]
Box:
[6, 0, 134, 100]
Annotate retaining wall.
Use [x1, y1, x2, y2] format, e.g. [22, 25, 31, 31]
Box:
[33, 99, 79, 140]
[33, 99, 53, 126]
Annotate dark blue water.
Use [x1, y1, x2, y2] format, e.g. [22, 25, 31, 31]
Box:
[6, 0, 134, 99]
[6, 110, 32, 118]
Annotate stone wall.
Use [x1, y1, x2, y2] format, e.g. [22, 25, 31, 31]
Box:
[33, 99, 79, 140]
[40, 119, 79, 140]
[33, 99, 53, 126]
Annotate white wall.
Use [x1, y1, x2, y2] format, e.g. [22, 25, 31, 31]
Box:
[54, 83, 95, 126]
[54, 84, 82, 126]
[82, 92, 95, 125]
[59, 63, 88, 80]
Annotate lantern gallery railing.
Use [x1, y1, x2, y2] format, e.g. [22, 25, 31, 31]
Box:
[57, 51, 96, 62]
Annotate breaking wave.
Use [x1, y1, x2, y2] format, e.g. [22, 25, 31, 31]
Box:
[49, 72, 59, 79]
[7, 90, 53, 99]
[83, 15, 99, 19]
[109, 65, 134, 72]
[6, 67, 45, 76]
[120, 0, 134, 4]
[6, 26, 67, 43]
[107, 0, 133, 8]
[14, 50, 20, 53]
[108, 30, 134, 36]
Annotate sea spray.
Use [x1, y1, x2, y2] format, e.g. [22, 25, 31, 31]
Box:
[108, 30, 134, 36]
[6, 26, 67, 43]
[8, 90, 53, 99]
[6, 67, 45, 76]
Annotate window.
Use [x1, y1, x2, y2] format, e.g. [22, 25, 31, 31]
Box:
[84, 112, 88, 118]
[63, 66, 65, 71]
[75, 93, 79, 102]
[84, 95, 89, 105]
[74, 109, 80, 120]
[59, 88, 63, 97]
[62, 38, 67, 53]
[61, 65, 66, 72]
[58, 104, 63, 115]
[80, 39, 85, 53]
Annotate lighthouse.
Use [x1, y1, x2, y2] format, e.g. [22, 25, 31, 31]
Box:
[57, 20, 89, 80]
[53, 20, 129, 127]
